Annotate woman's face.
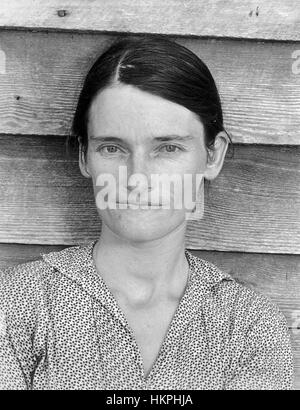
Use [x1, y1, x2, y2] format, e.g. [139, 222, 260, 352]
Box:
[81, 83, 220, 243]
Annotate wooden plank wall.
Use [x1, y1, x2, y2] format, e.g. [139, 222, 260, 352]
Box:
[0, 0, 299, 389]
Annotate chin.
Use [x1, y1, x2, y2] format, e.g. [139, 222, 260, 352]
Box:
[100, 208, 185, 243]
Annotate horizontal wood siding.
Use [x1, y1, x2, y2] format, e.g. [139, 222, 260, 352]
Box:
[0, 31, 299, 144]
[0, 0, 299, 41]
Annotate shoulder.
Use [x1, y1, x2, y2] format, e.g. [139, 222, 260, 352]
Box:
[0, 259, 56, 316]
[0, 242, 86, 292]
[1, 258, 55, 288]
[0, 242, 92, 313]
[1, 257, 54, 279]
[219, 274, 287, 332]
[188, 251, 288, 331]
[220, 275, 285, 324]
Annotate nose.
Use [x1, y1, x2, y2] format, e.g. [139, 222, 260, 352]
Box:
[126, 152, 152, 192]
[128, 151, 149, 175]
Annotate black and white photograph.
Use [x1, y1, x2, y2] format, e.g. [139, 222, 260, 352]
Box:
[0, 0, 299, 393]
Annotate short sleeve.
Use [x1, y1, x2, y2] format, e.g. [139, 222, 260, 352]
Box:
[0, 308, 28, 390]
[225, 301, 294, 390]
[0, 261, 50, 390]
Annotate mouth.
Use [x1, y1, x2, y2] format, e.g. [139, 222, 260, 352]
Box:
[116, 202, 163, 209]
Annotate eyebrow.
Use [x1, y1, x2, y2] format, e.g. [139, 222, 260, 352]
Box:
[89, 135, 195, 143]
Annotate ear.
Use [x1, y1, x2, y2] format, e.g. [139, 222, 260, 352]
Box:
[203, 132, 229, 181]
[78, 141, 91, 179]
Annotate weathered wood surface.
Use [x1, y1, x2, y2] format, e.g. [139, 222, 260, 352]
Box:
[0, 243, 299, 388]
[0, 0, 299, 41]
[0, 31, 299, 144]
[0, 135, 299, 252]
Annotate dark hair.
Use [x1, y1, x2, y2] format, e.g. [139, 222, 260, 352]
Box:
[68, 35, 233, 158]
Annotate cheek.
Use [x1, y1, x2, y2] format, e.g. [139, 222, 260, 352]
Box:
[172, 150, 207, 176]
[87, 151, 120, 183]
[171, 152, 206, 206]
[153, 146, 207, 177]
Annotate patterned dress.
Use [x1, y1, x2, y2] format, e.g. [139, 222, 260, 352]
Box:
[0, 241, 294, 390]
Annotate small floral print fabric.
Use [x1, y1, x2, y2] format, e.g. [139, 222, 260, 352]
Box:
[0, 240, 294, 390]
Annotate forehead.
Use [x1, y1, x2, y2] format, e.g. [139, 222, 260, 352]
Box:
[87, 84, 204, 141]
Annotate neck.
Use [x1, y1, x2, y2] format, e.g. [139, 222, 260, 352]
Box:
[93, 221, 189, 306]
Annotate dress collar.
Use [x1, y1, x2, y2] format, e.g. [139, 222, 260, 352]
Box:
[42, 240, 233, 331]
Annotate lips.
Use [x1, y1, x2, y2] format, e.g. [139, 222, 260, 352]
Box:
[116, 202, 163, 207]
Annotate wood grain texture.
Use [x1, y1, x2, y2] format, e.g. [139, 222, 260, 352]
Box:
[0, 135, 299, 252]
[0, 0, 299, 41]
[0, 243, 299, 388]
[0, 31, 299, 144]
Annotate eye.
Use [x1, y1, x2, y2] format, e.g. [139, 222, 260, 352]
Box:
[159, 144, 182, 153]
[96, 145, 123, 154]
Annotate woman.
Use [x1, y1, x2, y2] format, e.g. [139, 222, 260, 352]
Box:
[0, 36, 293, 390]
